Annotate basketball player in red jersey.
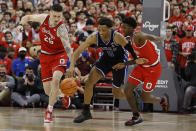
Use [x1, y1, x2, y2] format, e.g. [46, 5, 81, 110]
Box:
[17, 4, 73, 123]
[113, 17, 169, 126]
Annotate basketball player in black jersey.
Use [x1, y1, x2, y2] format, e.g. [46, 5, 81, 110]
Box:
[67, 17, 148, 123]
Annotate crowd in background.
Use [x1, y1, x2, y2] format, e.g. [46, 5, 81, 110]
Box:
[0, 0, 196, 113]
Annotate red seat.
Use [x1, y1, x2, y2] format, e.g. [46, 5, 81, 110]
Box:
[96, 83, 112, 86]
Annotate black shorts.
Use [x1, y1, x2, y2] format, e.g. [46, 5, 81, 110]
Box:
[95, 56, 128, 88]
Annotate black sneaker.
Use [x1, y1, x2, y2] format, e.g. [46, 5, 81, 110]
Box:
[73, 110, 92, 123]
[125, 115, 143, 126]
[160, 93, 169, 112]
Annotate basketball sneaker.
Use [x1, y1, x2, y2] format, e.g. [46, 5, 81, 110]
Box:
[62, 96, 71, 109]
[160, 93, 169, 112]
[73, 110, 92, 123]
[125, 115, 143, 126]
[44, 109, 53, 123]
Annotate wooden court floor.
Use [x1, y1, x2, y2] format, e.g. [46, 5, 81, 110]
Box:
[0, 107, 195, 131]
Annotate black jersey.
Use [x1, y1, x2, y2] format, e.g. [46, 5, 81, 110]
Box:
[96, 30, 128, 61]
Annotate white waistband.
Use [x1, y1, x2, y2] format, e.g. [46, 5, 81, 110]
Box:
[142, 59, 159, 67]
[41, 50, 63, 55]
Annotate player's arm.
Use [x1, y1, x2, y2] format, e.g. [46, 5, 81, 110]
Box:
[69, 34, 96, 69]
[114, 32, 137, 60]
[19, 14, 48, 25]
[57, 24, 73, 59]
[112, 58, 149, 69]
[134, 32, 164, 45]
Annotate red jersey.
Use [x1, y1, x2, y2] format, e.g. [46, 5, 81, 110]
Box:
[179, 36, 196, 54]
[132, 40, 160, 67]
[168, 14, 186, 29]
[193, 15, 196, 27]
[39, 15, 66, 56]
[0, 57, 12, 75]
[164, 40, 173, 62]
[88, 47, 97, 61]
[95, 48, 103, 60]
[177, 36, 196, 68]
[71, 42, 79, 52]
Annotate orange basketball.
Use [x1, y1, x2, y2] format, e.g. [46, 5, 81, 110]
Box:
[60, 78, 78, 96]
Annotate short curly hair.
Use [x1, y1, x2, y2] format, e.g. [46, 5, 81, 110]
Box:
[123, 17, 137, 29]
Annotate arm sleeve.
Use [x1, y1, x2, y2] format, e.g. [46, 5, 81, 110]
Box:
[124, 41, 137, 60]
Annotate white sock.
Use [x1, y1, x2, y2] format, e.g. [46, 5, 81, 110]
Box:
[48, 105, 53, 112]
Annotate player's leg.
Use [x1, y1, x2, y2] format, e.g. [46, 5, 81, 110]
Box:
[44, 70, 64, 123]
[124, 81, 143, 126]
[112, 67, 127, 99]
[43, 82, 51, 96]
[141, 83, 169, 111]
[112, 84, 126, 99]
[74, 66, 103, 123]
[49, 70, 63, 106]
[84, 66, 103, 104]
[141, 65, 169, 111]
[124, 66, 143, 126]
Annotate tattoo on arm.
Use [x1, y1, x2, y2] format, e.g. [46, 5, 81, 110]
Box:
[57, 24, 73, 59]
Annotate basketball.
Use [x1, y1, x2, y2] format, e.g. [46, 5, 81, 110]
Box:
[60, 78, 78, 96]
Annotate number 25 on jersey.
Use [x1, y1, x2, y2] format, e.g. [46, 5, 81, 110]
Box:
[44, 35, 54, 44]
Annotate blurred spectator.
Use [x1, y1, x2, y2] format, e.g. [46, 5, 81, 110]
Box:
[78, 33, 97, 60]
[177, 25, 196, 80]
[168, 4, 186, 37]
[88, 4, 97, 18]
[7, 47, 15, 60]
[0, 47, 12, 75]
[75, 49, 96, 84]
[0, 2, 8, 14]
[0, 31, 20, 59]
[171, 25, 182, 42]
[69, 10, 77, 23]
[8, 19, 21, 43]
[76, 0, 85, 12]
[69, 22, 78, 35]
[11, 47, 31, 78]
[16, 0, 24, 10]
[0, 64, 15, 106]
[164, 26, 179, 69]
[100, 3, 108, 14]
[69, 33, 79, 52]
[30, 48, 41, 76]
[4, 12, 11, 23]
[76, 11, 87, 31]
[21, 23, 31, 47]
[11, 66, 41, 107]
[85, 18, 95, 35]
[107, 1, 117, 16]
[27, 22, 40, 45]
[117, 0, 127, 14]
[114, 15, 123, 34]
[182, 49, 196, 112]
[0, 19, 7, 33]
[63, 11, 71, 24]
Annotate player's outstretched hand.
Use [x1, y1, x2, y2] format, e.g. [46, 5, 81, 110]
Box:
[135, 58, 149, 64]
[16, 25, 23, 32]
[112, 63, 125, 70]
[66, 67, 75, 78]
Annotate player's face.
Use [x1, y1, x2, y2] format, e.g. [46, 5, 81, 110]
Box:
[50, 11, 63, 26]
[97, 25, 110, 38]
[123, 24, 134, 36]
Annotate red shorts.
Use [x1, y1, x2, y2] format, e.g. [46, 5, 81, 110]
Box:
[128, 63, 162, 92]
[40, 52, 67, 82]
